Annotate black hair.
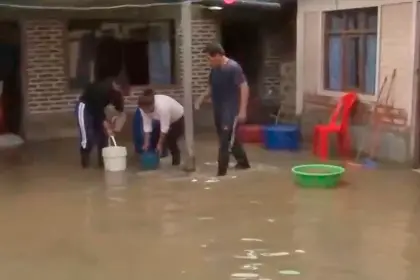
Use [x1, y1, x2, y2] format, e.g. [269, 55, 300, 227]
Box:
[142, 88, 154, 97]
[203, 43, 225, 57]
[137, 88, 155, 107]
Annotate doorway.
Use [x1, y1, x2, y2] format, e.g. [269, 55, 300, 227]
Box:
[414, 60, 420, 168]
[0, 22, 22, 135]
[221, 21, 262, 99]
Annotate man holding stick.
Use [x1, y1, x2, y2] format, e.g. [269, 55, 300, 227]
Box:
[195, 43, 250, 176]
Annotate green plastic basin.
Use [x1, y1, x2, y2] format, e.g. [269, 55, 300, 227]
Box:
[291, 164, 345, 188]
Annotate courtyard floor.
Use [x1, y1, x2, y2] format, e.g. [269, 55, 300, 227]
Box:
[0, 135, 419, 279]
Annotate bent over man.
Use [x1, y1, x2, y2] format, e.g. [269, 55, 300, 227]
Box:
[138, 89, 185, 166]
[76, 77, 125, 168]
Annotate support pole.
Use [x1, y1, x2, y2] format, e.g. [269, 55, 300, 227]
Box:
[181, 0, 196, 172]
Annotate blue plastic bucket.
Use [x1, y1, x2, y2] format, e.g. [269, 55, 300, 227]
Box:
[263, 124, 300, 151]
[140, 151, 160, 170]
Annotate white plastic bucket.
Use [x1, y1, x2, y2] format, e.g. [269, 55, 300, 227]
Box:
[102, 136, 127, 172]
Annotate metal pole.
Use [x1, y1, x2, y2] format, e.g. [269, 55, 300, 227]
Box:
[181, 0, 195, 172]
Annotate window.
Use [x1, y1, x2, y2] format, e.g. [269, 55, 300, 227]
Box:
[324, 8, 378, 94]
[68, 20, 176, 89]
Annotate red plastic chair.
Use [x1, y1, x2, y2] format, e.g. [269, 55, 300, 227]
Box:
[312, 92, 357, 160]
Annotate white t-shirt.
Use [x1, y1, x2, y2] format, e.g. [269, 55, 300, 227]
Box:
[140, 94, 184, 134]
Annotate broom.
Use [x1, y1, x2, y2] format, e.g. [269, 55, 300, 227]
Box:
[349, 69, 397, 168]
[363, 69, 396, 168]
[347, 75, 388, 167]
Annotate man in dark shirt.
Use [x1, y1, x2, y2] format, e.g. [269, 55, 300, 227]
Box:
[75, 77, 125, 168]
[198, 43, 250, 176]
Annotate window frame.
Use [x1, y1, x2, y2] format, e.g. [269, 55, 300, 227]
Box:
[67, 19, 177, 90]
[323, 7, 378, 94]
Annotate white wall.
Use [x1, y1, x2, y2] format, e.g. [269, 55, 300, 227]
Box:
[299, 0, 411, 12]
[296, 0, 417, 125]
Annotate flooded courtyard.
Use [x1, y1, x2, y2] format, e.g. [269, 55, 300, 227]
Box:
[0, 136, 420, 279]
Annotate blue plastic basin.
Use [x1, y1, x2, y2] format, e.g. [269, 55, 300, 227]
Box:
[263, 124, 300, 151]
[140, 151, 160, 170]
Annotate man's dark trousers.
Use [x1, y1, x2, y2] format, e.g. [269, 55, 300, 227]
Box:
[214, 115, 250, 176]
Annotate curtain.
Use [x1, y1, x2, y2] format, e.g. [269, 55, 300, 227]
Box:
[95, 36, 123, 81]
[69, 40, 79, 79]
[76, 33, 96, 86]
[70, 32, 95, 88]
[124, 40, 149, 85]
[365, 35, 377, 94]
[328, 36, 342, 91]
[148, 24, 171, 85]
[346, 37, 358, 88]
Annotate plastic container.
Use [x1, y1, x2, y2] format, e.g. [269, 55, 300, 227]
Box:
[237, 124, 263, 143]
[263, 124, 300, 150]
[291, 164, 345, 188]
[102, 137, 127, 172]
[140, 151, 160, 170]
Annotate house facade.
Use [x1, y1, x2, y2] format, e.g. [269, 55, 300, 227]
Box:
[296, 0, 420, 164]
[0, 0, 295, 140]
[21, 5, 217, 139]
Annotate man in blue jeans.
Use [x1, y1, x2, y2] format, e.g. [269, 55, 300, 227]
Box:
[196, 43, 250, 176]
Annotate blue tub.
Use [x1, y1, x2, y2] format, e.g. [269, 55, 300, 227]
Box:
[132, 108, 168, 157]
[263, 124, 300, 151]
[140, 151, 160, 170]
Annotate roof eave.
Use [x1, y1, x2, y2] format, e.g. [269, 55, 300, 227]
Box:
[197, 0, 288, 10]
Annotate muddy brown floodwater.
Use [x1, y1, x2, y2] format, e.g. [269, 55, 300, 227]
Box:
[0, 137, 419, 280]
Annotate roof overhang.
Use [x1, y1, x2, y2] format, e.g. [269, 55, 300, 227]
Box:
[0, 0, 295, 15]
[198, 0, 296, 10]
[0, 0, 295, 9]
[199, 0, 280, 10]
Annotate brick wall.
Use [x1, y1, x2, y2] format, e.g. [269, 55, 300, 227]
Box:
[24, 17, 288, 115]
[22, 15, 218, 139]
[22, 16, 297, 139]
[260, 28, 296, 118]
[23, 17, 218, 114]
[128, 19, 218, 110]
[24, 20, 74, 114]
[23, 19, 183, 114]
[178, 19, 218, 96]
[262, 33, 281, 95]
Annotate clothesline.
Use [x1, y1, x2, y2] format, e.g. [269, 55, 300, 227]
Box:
[0, 0, 281, 11]
[0, 1, 201, 10]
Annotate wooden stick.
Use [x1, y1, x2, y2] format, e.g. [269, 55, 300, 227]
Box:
[369, 68, 397, 159]
[384, 68, 397, 105]
[229, 118, 238, 153]
[353, 75, 388, 163]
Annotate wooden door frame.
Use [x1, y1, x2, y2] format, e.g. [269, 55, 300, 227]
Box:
[412, 66, 420, 168]
[412, 2, 420, 168]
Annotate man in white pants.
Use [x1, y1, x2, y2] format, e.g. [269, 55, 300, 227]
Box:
[138, 89, 184, 166]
